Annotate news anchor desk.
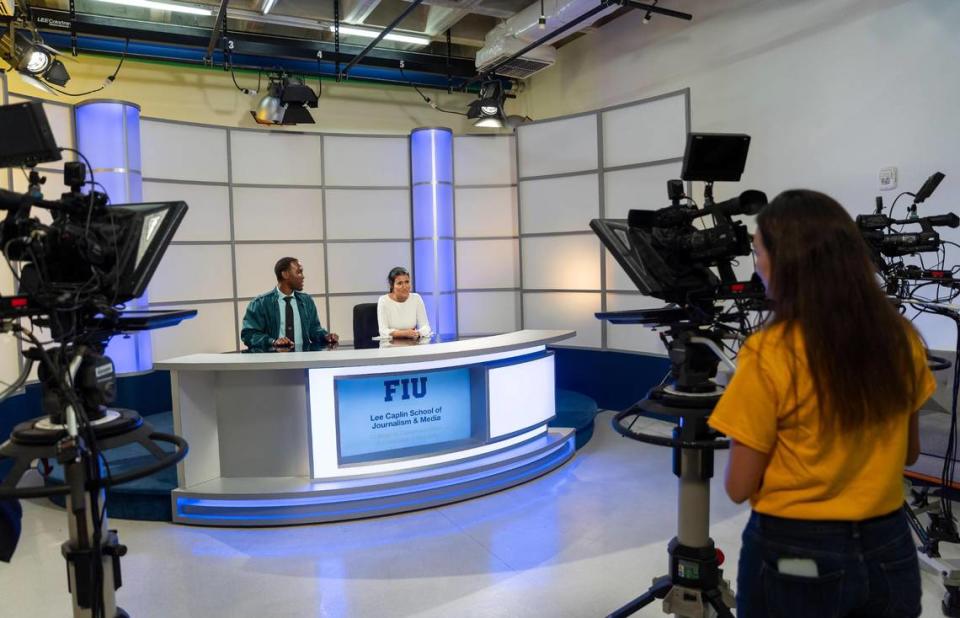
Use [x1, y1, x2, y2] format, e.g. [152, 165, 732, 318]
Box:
[156, 330, 576, 526]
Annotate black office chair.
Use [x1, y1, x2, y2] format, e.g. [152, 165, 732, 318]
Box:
[352, 303, 379, 349]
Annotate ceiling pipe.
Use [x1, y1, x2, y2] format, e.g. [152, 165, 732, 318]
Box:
[340, 0, 426, 79]
[40, 30, 480, 92]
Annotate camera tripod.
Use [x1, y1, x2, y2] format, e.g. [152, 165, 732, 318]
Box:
[0, 343, 188, 617]
[599, 326, 736, 618]
[607, 395, 735, 618]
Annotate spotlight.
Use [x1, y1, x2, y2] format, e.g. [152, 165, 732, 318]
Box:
[467, 80, 506, 129]
[251, 74, 319, 125]
[0, 19, 70, 88]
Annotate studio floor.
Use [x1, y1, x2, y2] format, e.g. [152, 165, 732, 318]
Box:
[1, 413, 956, 618]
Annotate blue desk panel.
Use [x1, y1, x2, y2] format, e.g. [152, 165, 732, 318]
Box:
[335, 366, 484, 465]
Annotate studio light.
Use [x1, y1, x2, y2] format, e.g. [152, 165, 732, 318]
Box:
[251, 74, 319, 125]
[0, 19, 71, 88]
[466, 80, 506, 129]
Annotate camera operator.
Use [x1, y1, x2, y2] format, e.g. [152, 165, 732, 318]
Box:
[708, 190, 936, 617]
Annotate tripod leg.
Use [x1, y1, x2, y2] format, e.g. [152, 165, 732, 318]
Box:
[703, 587, 736, 618]
[0, 457, 31, 488]
[606, 577, 672, 618]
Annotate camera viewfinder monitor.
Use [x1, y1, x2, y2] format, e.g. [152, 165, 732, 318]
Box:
[681, 133, 751, 182]
[0, 101, 62, 169]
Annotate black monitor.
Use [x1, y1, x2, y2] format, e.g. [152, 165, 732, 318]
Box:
[681, 133, 751, 182]
[0, 101, 62, 169]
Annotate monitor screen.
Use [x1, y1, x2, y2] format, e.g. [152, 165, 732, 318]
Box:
[0, 101, 62, 169]
[681, 133, 751, 182]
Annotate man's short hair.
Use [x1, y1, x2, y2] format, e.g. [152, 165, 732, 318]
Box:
[274, 257, 299, 281]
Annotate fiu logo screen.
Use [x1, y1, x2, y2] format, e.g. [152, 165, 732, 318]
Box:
[384, 377, 427, 402]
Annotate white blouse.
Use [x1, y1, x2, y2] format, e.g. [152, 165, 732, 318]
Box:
[377, 293, 433, 339]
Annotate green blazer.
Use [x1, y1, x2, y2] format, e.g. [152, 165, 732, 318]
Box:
[241, 289, 329, 349]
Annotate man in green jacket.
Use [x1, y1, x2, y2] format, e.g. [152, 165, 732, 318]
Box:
[241, 257, 339, 349]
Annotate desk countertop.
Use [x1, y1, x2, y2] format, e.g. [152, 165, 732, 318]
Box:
[155, 330, 575, 371]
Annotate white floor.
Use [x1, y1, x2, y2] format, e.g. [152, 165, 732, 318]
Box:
[1, 412, 955, 617]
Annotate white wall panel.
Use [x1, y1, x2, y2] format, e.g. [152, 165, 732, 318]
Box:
[150, 245, 234, 303]
[519, 174, 599, 234]
[455, 187, 518, 238]
[523, 292, 601, 347]
[0, 250, 13, 296]
[458, 291, 520, 334]
[237, 295, 328, 342]
[517, 115, 598, 178]
[602, 95, 687, 167]
[233, 187, 324, 240]
[605, 293, 668, 355]
[328, 295, 380, 343]
[521, 235, 601, 290]
[235, 243, 325, 298]
[325, 189, 409, 239]
[603, 162, 683, 218]
[324, 137, 409, 187]
[230, 131, 322, 186]
[326, 242, 410, 293]
[454, 136, 517, 185]
[151, 302, 237, 360]
[456, 239, 519, 289]
[141, 120, 228, 182]
[143, 182, 231, 242]
[0, 330, 20, 391]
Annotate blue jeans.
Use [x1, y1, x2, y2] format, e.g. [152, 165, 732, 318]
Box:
[737, 508, 921, 618]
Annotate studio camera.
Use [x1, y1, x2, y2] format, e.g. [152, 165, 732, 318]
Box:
[857, 173, 960, 302]
[591, 133, 768, 405]
[0, 100, 193, 618]
[593, 133, 767, 618]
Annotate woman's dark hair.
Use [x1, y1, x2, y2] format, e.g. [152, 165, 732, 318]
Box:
[274, 257, 298, 281]
[757, 189, 921, 433]
[387, 266, 410, 291]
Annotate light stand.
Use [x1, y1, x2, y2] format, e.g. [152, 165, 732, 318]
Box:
[901, 300, 960, 617]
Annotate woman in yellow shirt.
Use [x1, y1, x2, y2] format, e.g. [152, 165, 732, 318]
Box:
[708, 190, 936, 618]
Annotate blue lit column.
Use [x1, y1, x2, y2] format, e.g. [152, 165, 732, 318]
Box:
[410, 128, 457, 339]
[75, 100, 151, 373]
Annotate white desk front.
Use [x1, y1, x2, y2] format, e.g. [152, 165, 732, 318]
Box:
[156, 330, 576, 526]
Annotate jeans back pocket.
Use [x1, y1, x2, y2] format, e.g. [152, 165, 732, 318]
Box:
[761, 561, 845, 618]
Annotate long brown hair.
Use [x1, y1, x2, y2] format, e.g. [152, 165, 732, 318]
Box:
[757, 189, 921, 433]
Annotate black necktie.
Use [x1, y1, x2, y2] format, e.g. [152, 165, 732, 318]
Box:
[284, 296, 295, 343]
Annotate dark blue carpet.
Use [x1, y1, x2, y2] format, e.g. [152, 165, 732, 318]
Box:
[47, 411, 178, 522]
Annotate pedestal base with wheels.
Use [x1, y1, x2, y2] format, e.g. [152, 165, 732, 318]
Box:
[606, 394, 735, 618]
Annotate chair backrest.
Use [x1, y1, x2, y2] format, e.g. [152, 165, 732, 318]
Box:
[352, 303, 379, 349]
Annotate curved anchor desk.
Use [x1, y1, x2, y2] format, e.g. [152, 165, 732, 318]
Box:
[156, 330, 576, 526]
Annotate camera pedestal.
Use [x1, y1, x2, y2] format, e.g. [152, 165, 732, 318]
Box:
[607, 397, 735, 618]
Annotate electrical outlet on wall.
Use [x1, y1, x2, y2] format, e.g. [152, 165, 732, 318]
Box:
[879, 166, 898, 191]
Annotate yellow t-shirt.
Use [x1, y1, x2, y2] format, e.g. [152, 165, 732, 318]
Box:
[708, 322, 936, 520]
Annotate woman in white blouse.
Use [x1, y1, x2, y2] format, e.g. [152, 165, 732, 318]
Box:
[377, 267, 432, 339]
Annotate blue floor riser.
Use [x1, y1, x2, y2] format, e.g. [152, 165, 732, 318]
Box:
[44, 389, 600, 522]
